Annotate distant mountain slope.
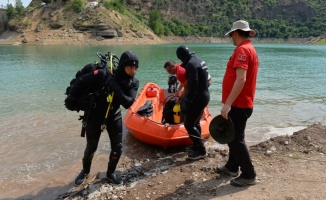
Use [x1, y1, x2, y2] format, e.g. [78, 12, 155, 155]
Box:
[3, 0, 162, 45]
[2, 0, 326, 45]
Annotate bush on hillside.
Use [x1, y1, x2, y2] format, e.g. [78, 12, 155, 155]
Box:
[149, 10, 164, 36]
[72, 0, 84, 13]
[103, 0, 126, 13]
[6, 4, 16, 20]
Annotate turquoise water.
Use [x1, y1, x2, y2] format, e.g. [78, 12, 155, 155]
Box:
[0, 43, 325, 197]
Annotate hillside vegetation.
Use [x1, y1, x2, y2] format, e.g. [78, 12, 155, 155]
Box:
[134, 0, 326, 39]
[2, 0, 326, 44]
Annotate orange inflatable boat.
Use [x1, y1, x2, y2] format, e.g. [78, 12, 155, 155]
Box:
[123, 82, 212, 147]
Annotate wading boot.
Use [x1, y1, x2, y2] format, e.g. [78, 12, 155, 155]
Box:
[106, 173, 122, 185]
[106, 152, 122, 185]
[74, 169, 89, 186]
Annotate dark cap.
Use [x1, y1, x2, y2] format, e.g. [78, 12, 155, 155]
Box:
[119, 51, 139, 68]
[176, 45, 192, 62]
[209, 115, 235, 144]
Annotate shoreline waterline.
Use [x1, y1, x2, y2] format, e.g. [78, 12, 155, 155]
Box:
[1, 32, 325, 46]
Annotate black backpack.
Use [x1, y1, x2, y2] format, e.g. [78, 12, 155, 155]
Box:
[137, 100, 153, 117]
[64, 63, 105, 112]
[64, 52, 119, 112]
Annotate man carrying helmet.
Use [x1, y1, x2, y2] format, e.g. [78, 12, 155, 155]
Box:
[215, 20, 259, 187]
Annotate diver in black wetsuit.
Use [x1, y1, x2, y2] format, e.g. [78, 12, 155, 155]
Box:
[68, 51, 139, 186]
[176, 46, 210, 160]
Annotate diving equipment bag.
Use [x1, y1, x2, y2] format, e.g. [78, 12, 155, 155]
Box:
[64, 51, 119, 112]
[64, 52, 119, 137]
[64, 63, 105, 112]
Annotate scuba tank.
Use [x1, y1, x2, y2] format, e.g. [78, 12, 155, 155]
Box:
[173, 103, 181, 124]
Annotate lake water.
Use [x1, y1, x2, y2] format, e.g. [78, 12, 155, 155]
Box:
[0, 43, 325, 198]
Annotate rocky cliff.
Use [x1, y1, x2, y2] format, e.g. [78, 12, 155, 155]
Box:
[1, 0, 162, 45]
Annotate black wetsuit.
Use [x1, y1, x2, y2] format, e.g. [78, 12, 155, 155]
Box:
[181, 55, 210, 154]
[70, 66, 139, 176]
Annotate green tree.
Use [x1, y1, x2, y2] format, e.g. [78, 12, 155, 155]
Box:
[6, 4, 16, 20]
[104, 0, 125, 13]
[163, 26, 172, 36]
[15, 0, 24, 16]
[149, 10, 164, 36]
[72, 0, 84, 13]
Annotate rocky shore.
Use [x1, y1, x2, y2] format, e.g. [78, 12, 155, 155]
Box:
[52, 123, 325, 200]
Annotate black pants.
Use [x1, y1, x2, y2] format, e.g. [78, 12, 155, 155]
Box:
[82, 106, 123, 175]
[225, 107, 256, 179]
[183, 94, 209, 153]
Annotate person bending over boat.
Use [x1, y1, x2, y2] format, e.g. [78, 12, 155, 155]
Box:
[176, 46, 210, 160]
[164, 60, 211, 102]
[69, 51, 139, 186]
[164, 60, 187, 101]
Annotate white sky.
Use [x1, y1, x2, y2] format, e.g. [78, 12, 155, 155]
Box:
[3, 0, 32, 7]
